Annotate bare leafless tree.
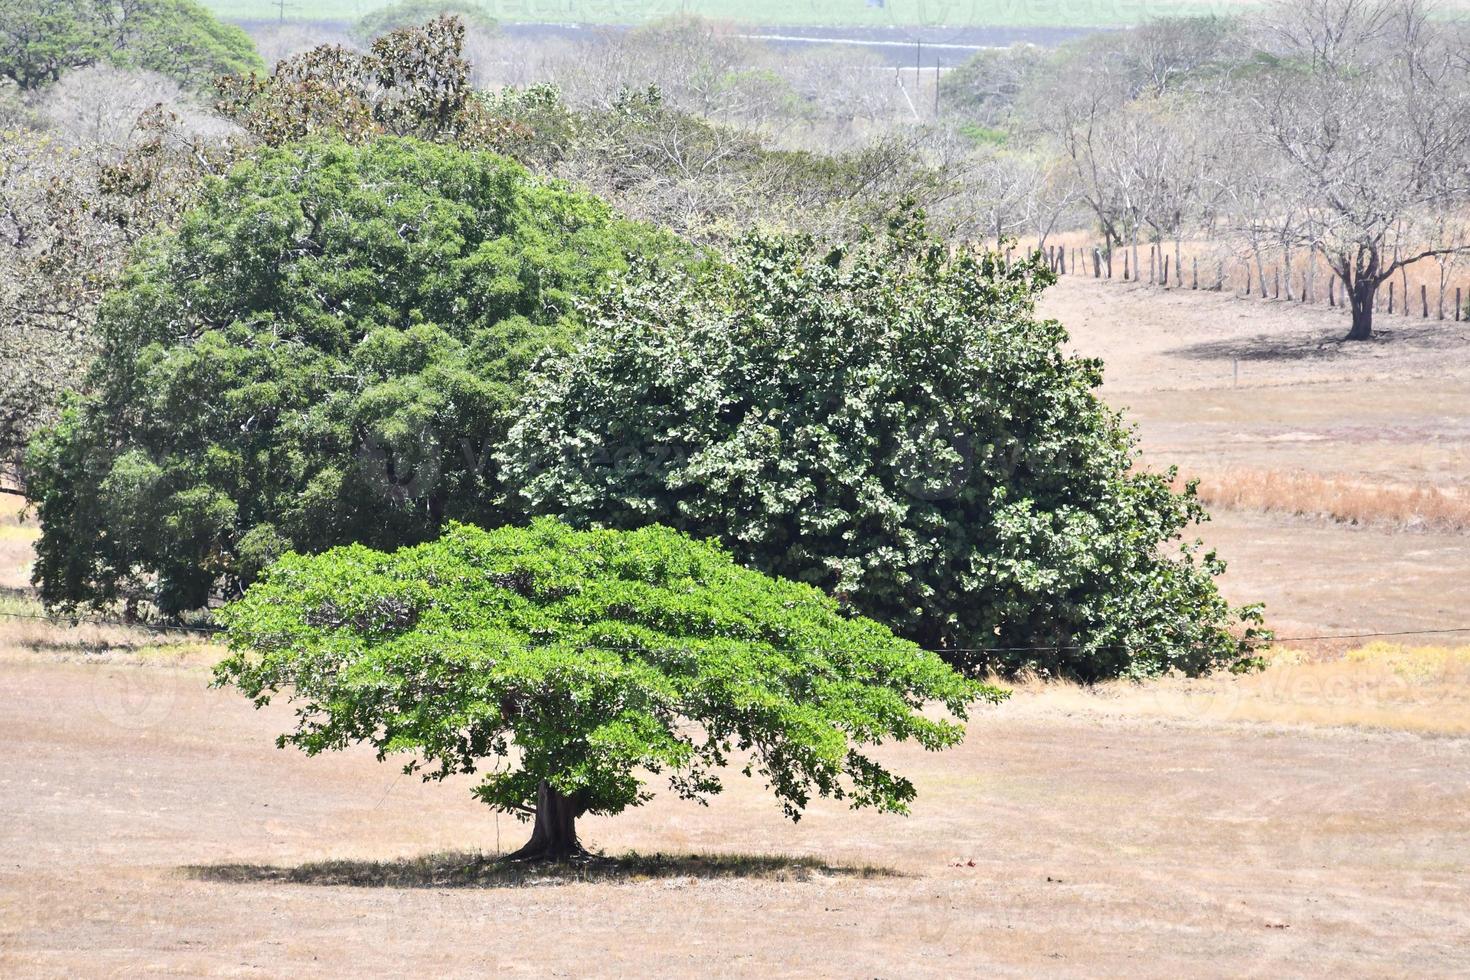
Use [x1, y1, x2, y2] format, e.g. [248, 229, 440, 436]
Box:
[1244, 0, 1470, 339]
[33, 64, 233, 148]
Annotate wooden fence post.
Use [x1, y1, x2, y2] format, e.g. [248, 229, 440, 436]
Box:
[1192, 257, 1199, 290]
[1149, 246, 1156, 284]
[1457, 287, 1462, 321]
[1107, 249, 1113, 279]
[1094, 247, 1102, 278]
[1273, 268, 1280, 300]
[1059, 247, 1066, 275]
[1123, 251, 1130, 281]
[1388, 281, 1395, 314]
[1328, 277, 1335, 308]
[1161, 255, 1169, 286]
[1422, 283, 1429, 318]
[1245, 266, 1251, 296]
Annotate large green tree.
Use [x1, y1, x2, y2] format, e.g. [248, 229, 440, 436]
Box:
[502, 221, 1265, 680]
[0, 0, 262, 93]
[217, 518, 1002, 860]
[26, 137, 678, 615]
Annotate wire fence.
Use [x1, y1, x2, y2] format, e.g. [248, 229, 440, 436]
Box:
[1039, 241, 1470, 323]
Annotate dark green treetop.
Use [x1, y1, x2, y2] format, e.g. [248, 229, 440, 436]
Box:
[502, 219, 1267, 680]
[25, 137, 680, 615]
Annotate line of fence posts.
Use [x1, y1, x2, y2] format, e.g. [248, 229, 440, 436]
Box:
[1039, 239, 1467, 321]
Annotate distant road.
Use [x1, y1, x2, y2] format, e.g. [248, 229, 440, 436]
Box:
[233, 20, 1103, 65]
[501, 22, 1101, 63]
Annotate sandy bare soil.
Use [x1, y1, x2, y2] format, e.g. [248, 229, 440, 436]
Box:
[1041, 276, 1470, 483]
[1, 651, 1467, 978]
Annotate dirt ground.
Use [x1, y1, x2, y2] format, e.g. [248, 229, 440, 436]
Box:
[1041, 277, 1470, 641]
[2, 648, 1467, 978]
[3, 277, 1470, 976]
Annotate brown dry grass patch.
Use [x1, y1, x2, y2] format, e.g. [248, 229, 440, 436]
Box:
[1182, 468, 1470, 533]
[1005, 642, 1470, 735]
[0, 592, 216, 664]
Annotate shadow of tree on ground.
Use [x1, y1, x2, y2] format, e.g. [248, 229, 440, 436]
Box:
[185, 850, 903, 888]
[1169, 323, 1468, 363]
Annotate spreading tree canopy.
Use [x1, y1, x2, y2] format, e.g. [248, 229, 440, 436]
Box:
[26, 137, 678, 615]
[216, 519, 1001, 860]
[0, 0, 262, 92]
[502, 220, 1266, 680]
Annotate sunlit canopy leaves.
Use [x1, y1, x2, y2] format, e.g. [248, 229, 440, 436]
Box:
[217, 518, 1002, 821]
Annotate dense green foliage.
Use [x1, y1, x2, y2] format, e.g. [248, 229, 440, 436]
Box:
[0, 0, 97, 90]
[503, 222, 1265, 680]
[353, 1, 496, 43]
[216, 519, 1000, 832]
[0, 0, 262, 92]
[26, 137, 676, 615]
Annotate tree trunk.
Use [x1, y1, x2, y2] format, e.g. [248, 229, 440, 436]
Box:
[1347, 278, 1376, 341]
[503, 780, 585, 862]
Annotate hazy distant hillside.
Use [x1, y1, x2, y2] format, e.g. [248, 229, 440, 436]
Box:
[201, 0, 1282, 28]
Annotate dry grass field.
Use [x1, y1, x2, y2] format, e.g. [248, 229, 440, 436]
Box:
[1041, 275, 1470, 640]
[3, 276, 1470, 976]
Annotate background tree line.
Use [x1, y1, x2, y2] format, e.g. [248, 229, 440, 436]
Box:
[239, 0, 1470, 343]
